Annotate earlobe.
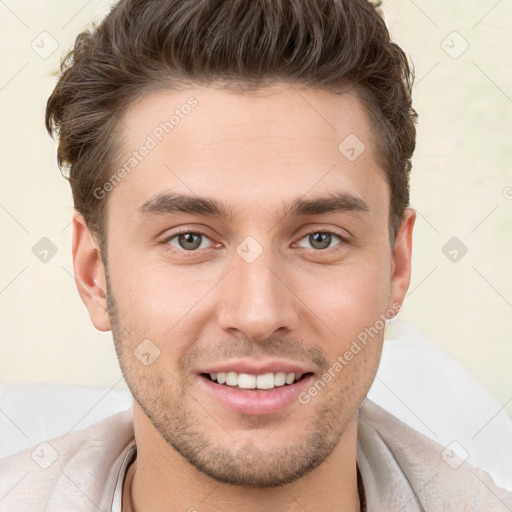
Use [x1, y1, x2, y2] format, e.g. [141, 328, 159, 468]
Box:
[387, 207, 416, 317]
[72, 212, 111, 332]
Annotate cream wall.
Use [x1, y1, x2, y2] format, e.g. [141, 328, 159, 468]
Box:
[0, 1, 511, 417]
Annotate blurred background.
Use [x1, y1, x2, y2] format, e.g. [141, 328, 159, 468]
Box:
[0, 0, 511, 477]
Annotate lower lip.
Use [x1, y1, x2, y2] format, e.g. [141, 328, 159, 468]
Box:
[198, 374, 315, 415]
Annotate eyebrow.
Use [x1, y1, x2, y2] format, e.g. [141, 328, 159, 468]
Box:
[136, 190, 370, 223]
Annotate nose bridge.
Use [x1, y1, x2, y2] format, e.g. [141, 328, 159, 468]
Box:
[217, 243, 298, 341]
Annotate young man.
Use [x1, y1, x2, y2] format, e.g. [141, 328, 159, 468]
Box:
[1, 0, 511, 510]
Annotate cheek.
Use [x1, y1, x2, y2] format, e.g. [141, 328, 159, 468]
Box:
[110, 259, 184, 320]
[109, 260, 216, 358]
[297, 259, 391, 341]
[305, 264, 389, 401]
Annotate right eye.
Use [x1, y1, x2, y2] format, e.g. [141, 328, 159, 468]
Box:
[164, 231, 214, 251]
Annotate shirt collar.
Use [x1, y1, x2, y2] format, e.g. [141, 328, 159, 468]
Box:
[111, 440, 137, 512]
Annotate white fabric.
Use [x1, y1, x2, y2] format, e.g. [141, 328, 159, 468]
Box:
[0, 407, 134, 512]
[1, 400, 511, 511]
[0, 384, 133, 458]
[367, 321, 512, 490]
[357, 399, 512, 511]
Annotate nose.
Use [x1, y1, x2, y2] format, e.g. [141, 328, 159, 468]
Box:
[217, 247, 300, 343]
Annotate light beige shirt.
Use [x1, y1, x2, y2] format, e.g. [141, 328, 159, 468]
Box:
[1, 398, 511, 511]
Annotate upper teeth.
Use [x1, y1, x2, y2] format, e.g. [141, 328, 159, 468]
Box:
[209, 371, 299, 389]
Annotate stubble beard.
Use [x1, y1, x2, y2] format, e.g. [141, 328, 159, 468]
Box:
[104, 264, 363, 488]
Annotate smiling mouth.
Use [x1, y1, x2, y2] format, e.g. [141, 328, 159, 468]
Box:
[202, 371, 313, 391]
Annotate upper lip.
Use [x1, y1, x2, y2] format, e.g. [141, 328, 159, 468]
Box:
[199, 358, 314, 376]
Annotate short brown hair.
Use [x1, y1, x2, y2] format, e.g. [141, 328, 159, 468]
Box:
[46, 0, 417, 250]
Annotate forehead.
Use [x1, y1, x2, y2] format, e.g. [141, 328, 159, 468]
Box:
[108, 83, 388, 224]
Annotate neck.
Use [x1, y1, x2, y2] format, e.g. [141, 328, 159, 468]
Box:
[124, 404, 362, 512]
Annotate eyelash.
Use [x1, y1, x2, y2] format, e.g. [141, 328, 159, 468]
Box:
[162, 228, 348, 255]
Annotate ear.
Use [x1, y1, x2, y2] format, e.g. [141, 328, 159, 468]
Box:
[71, 212, 111, 331]
[387, 207, 416, 317]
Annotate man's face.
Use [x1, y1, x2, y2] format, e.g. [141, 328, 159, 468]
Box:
[87, 83, 413, 486]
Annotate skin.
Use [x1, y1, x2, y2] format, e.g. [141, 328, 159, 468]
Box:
[72, 82, 415, 512]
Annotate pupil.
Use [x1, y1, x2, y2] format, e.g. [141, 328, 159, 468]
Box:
[310, 232, 331, 249]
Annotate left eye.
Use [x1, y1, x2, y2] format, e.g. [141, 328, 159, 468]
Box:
[296, 231, 344, 250]
[167, 232, 212, 251]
